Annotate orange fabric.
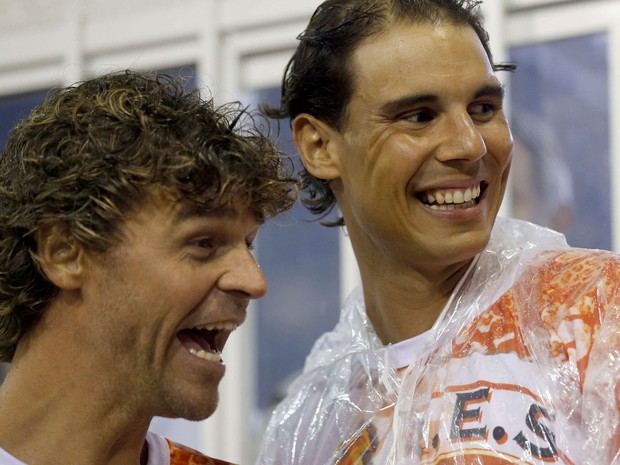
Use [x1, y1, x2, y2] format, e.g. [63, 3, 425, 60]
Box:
[453, 249, 619, 383]
[167, 440, 236, 465]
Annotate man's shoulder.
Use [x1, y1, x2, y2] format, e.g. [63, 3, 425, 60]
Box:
[453, 247, 620, 359]
[527, 247, 620, 308]
[531, 248, 620, 281]
[167, 439, 237, 465]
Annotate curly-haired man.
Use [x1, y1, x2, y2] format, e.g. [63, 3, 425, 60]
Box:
[0, 71, 296, 465]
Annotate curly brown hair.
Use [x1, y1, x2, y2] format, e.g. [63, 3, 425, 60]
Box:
[0, 70, 297, 362]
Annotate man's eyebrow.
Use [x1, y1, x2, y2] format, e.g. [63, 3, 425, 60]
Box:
[378, 84, 505, 116]
[379, 94, 438, 115]
[474, 84, 505, 99]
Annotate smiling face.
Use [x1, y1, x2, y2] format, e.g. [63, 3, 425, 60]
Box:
[324, 21, 513, 277]
[78, 189, 266, 420]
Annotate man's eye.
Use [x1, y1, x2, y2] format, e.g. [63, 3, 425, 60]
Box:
[400, 109, 435, 123]
[193, 238, 214, 250]
[188, 237, 218, 261]
[468, 102, 497, 121]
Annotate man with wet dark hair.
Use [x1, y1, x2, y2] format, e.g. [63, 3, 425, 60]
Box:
[257, 1, 620, 464]
[265, 0, 514, 226]
[0, 71, 296, 465]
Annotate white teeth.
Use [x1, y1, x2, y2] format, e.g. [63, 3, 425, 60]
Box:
[188, 347, 222, 362]
[422, 184, 481, 207]
[197, 322, 238, 331]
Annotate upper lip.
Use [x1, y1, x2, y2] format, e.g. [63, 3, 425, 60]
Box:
[414, 176, 487, 194]
[193, 321, 239, 331]
[181, 315, 245, 333]
[181, 298, 248, 333]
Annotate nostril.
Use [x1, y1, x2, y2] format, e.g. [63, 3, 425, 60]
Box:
[250, 274, 268, 299]
[216, 247, 268, 297]
[435, 136, 486, 162]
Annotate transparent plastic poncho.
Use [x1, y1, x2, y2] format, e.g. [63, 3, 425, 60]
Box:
[256, 218, 620, 465]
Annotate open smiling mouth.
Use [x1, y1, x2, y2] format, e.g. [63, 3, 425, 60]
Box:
[417, 182, 487, 211]
[177, 322, 238, 363]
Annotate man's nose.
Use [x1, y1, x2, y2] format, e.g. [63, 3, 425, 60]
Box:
[217, 249, 268, 300]
[434, 112, 487, 162]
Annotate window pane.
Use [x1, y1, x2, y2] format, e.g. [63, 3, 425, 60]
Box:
[0, 89, 49, 155]
[245, 87, 341, 412]
[509, 33, 611, 250]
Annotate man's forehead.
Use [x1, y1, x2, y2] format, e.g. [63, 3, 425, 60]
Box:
[349, 22, 494, 93]
[135, 186, 264, 226]
[177, 202, 240, 219]
[176, 199, 263, 224]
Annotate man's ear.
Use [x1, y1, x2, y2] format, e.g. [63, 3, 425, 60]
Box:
[36, 224, 85, 290]
[292, 113, 342, 180]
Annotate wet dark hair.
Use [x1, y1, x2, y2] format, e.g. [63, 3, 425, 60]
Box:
[0, 70, 297, 362]
[264, 0, 515, 225]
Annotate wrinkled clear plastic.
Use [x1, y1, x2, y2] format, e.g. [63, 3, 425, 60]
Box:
[256, 218, 620, 465]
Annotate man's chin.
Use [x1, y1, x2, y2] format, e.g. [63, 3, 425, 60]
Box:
[182, 400, 218, 422]
[160, 390, 219, 422]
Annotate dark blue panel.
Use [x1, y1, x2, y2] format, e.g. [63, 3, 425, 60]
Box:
[249, 87, 341, 410]
[0, 89, 50, 156]
[152, 65, 197, 92]
[509, 33, 611, 250]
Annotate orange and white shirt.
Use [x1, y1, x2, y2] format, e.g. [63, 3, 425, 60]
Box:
[257, 219, 620, 465]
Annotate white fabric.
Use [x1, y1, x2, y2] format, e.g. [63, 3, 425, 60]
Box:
[387, 331, 429, 369]
[146, 431, 171, 465]
[0, 447, 26, 465]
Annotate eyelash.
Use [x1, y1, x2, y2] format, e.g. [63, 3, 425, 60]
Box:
[191, 238, 214, 251]
[399, 109, 436, 123]
[192, 238, 255, 251]
[469, 102, 497, 114]
[398, 102, 499, 125]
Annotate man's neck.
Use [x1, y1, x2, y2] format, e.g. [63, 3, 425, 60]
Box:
[358, 256, 472, 344]
[0, 346, 152, 465]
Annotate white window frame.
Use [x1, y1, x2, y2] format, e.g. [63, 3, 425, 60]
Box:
[506, 0, 620, 251]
